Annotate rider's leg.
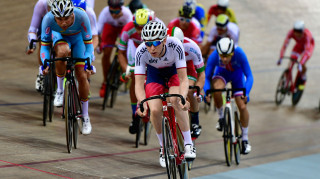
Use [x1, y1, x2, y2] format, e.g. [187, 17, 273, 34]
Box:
[187, 79, 201, 138]
[212, 77, 226, 117]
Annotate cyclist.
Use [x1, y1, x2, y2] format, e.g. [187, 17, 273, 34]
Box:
[183, 0, 207, 39]
[277, 20, 315, 88]
[207, 0, 237, 24]
[135, 21, 196, 167]
[117, 9, 162, 134]
[201, 14, 239, 59]
[204, 37, 253, 154]
[87, 0, 95, 9]
[167, 26, 205, 139]
[127, 0, 148, 14]
[40, 0, 94, 135]
[97, 0, 133, 98]
[168, 4, 202, 44]
[26, 0, 53, 92]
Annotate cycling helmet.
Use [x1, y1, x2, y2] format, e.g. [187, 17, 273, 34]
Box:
[128, 0, 143, 13]
[293, 20, 305, 31]
[217, 37, 234, 55]
[72, 0, 86, 11]
[47, 0, 54, 7]
[167, 26, 184, 43]
[51, 0, 74, 17]
[133, 9, 152, 26]
[184, 0, 197, 11]
[108, 0, 124, 8]
[217, 0, 229, 7]
[216, 14, 229, 27]
[141, 21, 167, 41]
[179, 5, 195, 18]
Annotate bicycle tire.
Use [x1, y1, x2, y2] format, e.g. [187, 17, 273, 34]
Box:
[223, 107, 232, 166]
[292, 79, 304, 106]
[73, 117, 78, 149]
[162, 117, 177, 179]
[64, 81, 73, 153]
[48, 63, 56, 123]
[110, 62, 121, 108]
[234, 112, 241, 165]
[176, 125, 190, 176]
[144, 120, 152, 146]
[72, 81, 81, 149]
[102, 56, 117, 110]
[42, 75, 49, 126]
[275, 70, 288, 105]
[135, 117, 143, 148]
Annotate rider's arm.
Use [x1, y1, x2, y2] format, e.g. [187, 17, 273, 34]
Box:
[177, 68, 189, 99]
[226, 8, 237, 24]
[238, 48, 254, 97]
[207, 5, 218, 22]
[28, 1, 47, 44]
[134, 45, 148, 102]
[280, 30, 293, 59]
[301, 30, 314, 64]
[80, 10, 94, 63]
[118, 50, 128, 72]
[97, 7, 109, 36]
[86, 7, 99, 50]
[174, 40, 188, 99]
[40, 14, 53, 65]
[203, 50, 219, 93]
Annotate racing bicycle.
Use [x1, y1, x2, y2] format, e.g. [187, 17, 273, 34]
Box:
[206, 88, 245, 166]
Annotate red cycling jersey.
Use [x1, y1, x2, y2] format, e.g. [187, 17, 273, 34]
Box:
[167, 18, 201, 44]
[280, 28, 315, 65]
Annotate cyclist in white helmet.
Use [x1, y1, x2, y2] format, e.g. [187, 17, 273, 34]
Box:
[135, 21, 196, 167]
[204, 37, 253, 154]
[41, 0, 95, 135]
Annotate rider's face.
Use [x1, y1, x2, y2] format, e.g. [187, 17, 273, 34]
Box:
[145, 38, 167, 58]
[219, 53, 233, 65]
[294, 30, 304, 39]
[55, 13, 74, 30]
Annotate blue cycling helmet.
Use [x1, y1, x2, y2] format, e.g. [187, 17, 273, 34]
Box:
[72, 0, 86, 11]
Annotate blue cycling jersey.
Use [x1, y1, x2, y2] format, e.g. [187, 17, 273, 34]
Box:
[204, 47, 254, 97]
[40, 8, 94, 64]
[194, 4, 207, 39]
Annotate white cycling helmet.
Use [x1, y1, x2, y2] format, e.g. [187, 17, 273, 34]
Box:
[217, 37, 234, 55]
[184, 0, 197, 11]
[141, 21, 167, 41]
[168, 26, 184, 43]
[218, 0, 229, 7]
[51, 0, 74, 17]
[47, 0, 54, 7]
[293, 20, 305, 31]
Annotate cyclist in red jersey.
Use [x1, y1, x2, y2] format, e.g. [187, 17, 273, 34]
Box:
[168, 4, 202, 44]
[97, 0, 133, 97]
[207, 0, 237, 24]
[277, 20, 315, 86]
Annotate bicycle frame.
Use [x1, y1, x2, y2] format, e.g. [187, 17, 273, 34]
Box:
[225, 92, 239, 144]
[283, 58, 302, 93]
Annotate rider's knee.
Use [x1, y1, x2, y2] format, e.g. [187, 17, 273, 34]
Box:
[55, 43, 70, 57]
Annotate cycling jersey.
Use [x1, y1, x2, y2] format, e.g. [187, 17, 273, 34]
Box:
[135, 37, 186, 97]
[86, 0, 95, 9]
[183, 37, 204, 81]
[207, 4, 237, 24]
[207, 22, 239, 49]
[168, 18, 202, 44]
[86, 7, 98, 36]
[204, 47, 253, 98]
[28, 0, 50, 43]
[40, 8, 94, 64]
[280, 28, 315, 65]
[193, 3, 207, 39]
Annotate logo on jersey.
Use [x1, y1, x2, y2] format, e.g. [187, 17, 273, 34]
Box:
[136, 47, 147, 66]
[168, 42, 177, 50]
[189, 47, 201, 61]
[81, 22, 87, 33]
[85, 34, 90, 38]
[149, 58, 158, 63]
[45, 27, 50, 34]
[176, 46, 183, 60]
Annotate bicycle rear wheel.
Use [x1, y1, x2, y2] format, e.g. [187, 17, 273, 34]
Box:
[42, 75, 49, 126]
[102, 56, 117, 110]
[64, 81, 73, 153]
[110, 62, 121, 108]
[176, 124, 189, 177]
[162, 117, 177, 178]
[144, 120, 152, 145]
[275, 70, 288, 105]
[292, 79, 304, 106]
[48, 64, 56, 123]
[234, 112, 241, 165]
[223, 108, 232, 166]
[72, 82, 81, 149]
[135, 117, 143, 148]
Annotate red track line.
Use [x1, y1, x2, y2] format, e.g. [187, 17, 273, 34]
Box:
[0, 123, 318, 169]
[0, 160, 72, 179]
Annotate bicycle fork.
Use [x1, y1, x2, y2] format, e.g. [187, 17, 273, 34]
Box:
[227, 99, 237, 144]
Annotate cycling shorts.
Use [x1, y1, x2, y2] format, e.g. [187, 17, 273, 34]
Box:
[187, 60, 197, 81]
[290, 40, 315, 65]
[212, 67, 245, 96]
[52, 31, 87, 67]
[100, 23, 123, 49]
[145, 64, 180, 98]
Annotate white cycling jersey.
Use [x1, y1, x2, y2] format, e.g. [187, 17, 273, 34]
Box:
[135, 37, 186, 75]
[86, 7, 98, 36]
[207, 22, 239, 49]
[97, 6, 133, 35]
[86, 0, 95, 9]
[183, 37, 204, 70]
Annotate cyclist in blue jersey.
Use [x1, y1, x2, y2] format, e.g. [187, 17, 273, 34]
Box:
[204, 37, 253, 154]
[40, 0, 94, 135]
[183, 0, 207, 39]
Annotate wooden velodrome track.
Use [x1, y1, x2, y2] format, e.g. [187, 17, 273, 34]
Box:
[0, 0, 320, 178]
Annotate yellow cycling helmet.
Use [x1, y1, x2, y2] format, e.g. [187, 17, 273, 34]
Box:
[179, 5, 195, 18]
[216, 14, 229, 27]
[133, 9, 151, 26]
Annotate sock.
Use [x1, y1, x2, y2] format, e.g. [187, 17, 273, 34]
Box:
[182, 130, 193, 146]
[190, 111, 199, 125]
[81, 99, 89, 117]
[156, 133, 163, 147]
[242, 127, 249, 141]
[217, 107, 224, 119]
[56, 75, 65, 92]
[131, 103, 137, 115]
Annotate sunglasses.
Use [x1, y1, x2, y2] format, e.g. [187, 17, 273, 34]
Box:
[109, 9, 121, 15]
[179, 17, 191, 23]
[219, 52, 234, 58]
[145, 39, 164, 47]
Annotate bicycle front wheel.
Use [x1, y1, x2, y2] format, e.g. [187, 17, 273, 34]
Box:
[48, 64, 56, 123]
[42, 75, 49, 126]
[223, 108, 232, 166]
[234, 112, 241, 165]
[162, 117, 177, 178]
[275, 70, 288, 105]
[135, 117, 143, 148]
[64, 81, 73, 153]
[144, 120, 152, 146]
